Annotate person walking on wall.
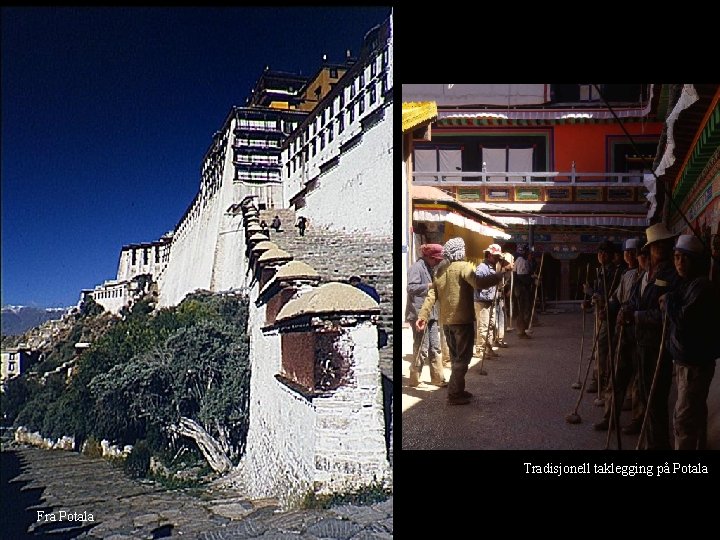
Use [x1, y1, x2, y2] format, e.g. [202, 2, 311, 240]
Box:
[259, 220, 270, 237]
[349, 275, 380, 304]
[271, 215, 282, 232]
[296, 216, 308, 236]
[405, 244, 447, 388]
[350, 275, 386, 347]
[416, 237, 513, 406]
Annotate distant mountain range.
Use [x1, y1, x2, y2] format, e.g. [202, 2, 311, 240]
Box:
[1, 305, 70, 336]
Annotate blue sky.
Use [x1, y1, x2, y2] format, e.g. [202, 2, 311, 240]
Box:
[1, 6, 390, 308]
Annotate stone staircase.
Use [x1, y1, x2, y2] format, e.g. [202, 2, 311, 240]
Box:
[259, 209, 392, 379]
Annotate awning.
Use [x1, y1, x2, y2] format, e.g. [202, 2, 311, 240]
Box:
[491, 214, 649, 227]
[436, 88, 654, 122]
[413, 208, 511, 239]
[402, 101, 438, 133]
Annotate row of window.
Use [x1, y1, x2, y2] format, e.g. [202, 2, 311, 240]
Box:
[235, 137, 280, 148]
[96, 288, 125, 300]
[236, 170, 281, 183]
[285, 78, 384, 177]
[234, 153, 279, 165]
[237, 118, 277, 130]
[235, 118, 299, 133]
[130, 246, 164, 266]
[289, 48, 389, 155]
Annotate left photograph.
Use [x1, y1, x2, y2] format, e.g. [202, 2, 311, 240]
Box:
[1, 7, 393, 537]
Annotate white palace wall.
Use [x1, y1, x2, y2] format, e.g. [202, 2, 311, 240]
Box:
[301, 105, 392, 235]
[238, 288, 317, 504]
[157, 118, 249, 307]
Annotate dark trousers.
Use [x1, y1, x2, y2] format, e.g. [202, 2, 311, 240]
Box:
[603, 325, 638, 423]
[513, 281, 532, 333]
[637, 343, 673, 450]
[443, 324, 475, 399]
[595, 318, 614, 390]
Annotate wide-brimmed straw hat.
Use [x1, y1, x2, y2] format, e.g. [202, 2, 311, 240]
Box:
[643, 223, 677, 248]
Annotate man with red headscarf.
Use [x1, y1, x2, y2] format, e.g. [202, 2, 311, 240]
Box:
[406, 244, 447, 387]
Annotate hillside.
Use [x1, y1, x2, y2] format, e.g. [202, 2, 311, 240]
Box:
[2, 292, 252, 477]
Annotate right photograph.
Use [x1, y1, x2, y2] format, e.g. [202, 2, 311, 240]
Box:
[401, 84, 720, 450]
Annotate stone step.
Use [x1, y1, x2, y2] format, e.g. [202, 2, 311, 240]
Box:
[251, 206, 393, 378]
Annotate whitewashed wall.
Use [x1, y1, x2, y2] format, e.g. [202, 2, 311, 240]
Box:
[158, 119, 249, 307]
[238, 287, 316, 506]
[301, 106, 392, 235]
[116, 244, 169, 283]
[92, 281, 129, 314]
[238, 274, 390, 505]
[312, 322, 390, 494]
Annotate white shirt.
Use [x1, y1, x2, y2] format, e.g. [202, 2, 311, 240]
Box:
[514, 256, 530, 275]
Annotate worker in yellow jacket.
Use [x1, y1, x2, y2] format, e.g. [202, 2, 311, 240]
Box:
[417, 237, 513, 405]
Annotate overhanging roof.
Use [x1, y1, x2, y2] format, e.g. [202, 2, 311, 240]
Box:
[412, 185, 510, 239]
[402, 101, 438, 133]
[490, 213, 649, 228]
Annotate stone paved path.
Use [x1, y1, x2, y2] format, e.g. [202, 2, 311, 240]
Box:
[2, 446, 393, 539]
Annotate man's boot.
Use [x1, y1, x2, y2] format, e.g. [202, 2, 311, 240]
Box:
[429, 352, 447, 387]
[408, 368, 422, 387]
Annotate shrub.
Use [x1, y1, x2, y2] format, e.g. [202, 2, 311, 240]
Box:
[124, 439, 151, 478]
[300, 482, 391, 509]
[82, 436, 103, 458]
[80, 297, 104, 318]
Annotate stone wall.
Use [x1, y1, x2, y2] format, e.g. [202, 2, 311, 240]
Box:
[311, 323, 390, 494]
[14, 427, 75, 451]
[257, 208, 393, 377]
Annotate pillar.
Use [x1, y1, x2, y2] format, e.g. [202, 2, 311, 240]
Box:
[560, 259, 570, 301]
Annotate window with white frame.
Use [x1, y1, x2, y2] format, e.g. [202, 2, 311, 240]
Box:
[413, 145, 463, 182]
[481, 146, 535, 181]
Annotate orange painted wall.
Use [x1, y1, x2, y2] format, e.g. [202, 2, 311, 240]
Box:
[553, 122, 663, 172]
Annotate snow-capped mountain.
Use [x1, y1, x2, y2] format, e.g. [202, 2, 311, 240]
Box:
[1, 305, 71, 336]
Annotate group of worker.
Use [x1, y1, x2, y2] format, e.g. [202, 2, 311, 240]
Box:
[582, 223, 719, 449]
[405, 237, 539, 406]
[405, 223, 720, 449]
